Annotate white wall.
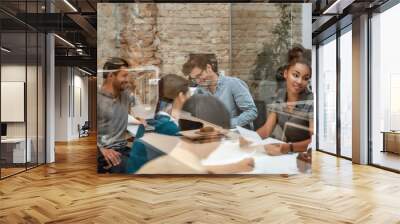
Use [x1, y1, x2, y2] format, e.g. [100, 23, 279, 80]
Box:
[72, 73, 89, 138]
[55, 67, 69, 141]
[54, 67, 89, 141]
[1, 65, 36, 137]
[1, 65, 26, 139]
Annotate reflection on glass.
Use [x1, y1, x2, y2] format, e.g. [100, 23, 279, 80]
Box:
[318, 37, 337, 154]
[371, 4, 400, 171]
[1, 31, 27, 177]
[97, 3, 312, 175]
[0, 1, 46, 179]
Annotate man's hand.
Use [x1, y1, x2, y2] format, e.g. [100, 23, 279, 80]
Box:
[100, 148, 122, 168]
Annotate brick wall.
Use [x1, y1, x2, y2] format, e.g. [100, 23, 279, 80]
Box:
[98, 3, 304, 87]
[156, 3, 230, 76]
[231, 4, 303, 80]
[97, 3, 160, 69]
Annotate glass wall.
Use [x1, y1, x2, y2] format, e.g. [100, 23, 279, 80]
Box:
[370, 3, 400, 171]
[317, 35, 337, 154]
[97, 3, 313, 175]
[339, 27, 352, 158]
[0, 1, 46, 179]
[1, 28, 28, 177]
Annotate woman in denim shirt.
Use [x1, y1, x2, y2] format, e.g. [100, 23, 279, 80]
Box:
[256, 47, 313, 156]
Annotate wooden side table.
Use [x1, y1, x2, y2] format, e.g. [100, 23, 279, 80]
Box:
[381, 131, 400, 154]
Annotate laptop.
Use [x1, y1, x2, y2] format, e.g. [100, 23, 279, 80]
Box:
[282, 121, 310, 142]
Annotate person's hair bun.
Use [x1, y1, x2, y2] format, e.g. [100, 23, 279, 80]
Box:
[287, 45, 311, 70]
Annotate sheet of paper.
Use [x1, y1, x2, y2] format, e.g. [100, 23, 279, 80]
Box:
[200, 140, 299, 175]
[236, 126, 262, 142]
[127, 124, 139, 136]
[128, 115, 140, 124]
[201, 141, 257, 166]
[236, 126, 284, 146]
[131, 104, 155, 119]
[256, 138, 284, 146]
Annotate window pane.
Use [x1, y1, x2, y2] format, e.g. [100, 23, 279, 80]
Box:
[340, 29, 352, 158]
[318, 37, 337, 154]
[371, 3, 400, 171]
[1, 30, 28, 177]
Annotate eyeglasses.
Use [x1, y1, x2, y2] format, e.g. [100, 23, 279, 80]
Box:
[191, 69, 204, 80]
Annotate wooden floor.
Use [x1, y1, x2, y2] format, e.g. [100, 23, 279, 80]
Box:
[1, 164, 44, 178]
[1, 167, 26, 178]
[373, 151, 400, 171]
[1, 135, 400, 224]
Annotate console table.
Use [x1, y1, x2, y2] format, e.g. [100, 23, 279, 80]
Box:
[0, 138, 32, 164]
[381, 131, 400, 154]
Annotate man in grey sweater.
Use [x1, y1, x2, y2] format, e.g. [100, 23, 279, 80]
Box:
[97, 57, 136, 173]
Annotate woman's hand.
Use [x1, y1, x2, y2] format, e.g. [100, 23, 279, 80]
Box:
[264, 143, 290, 156]
[297, 151, 311, 163]
[205, 157, 255, 174]
[234, 158, 255, 172]
[239, 136, 252, 148]
[135, 117, 147, 127]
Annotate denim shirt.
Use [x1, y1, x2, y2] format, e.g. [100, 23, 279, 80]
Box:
[196, 74, 257, 128]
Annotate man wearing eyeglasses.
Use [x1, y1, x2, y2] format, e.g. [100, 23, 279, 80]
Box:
[97, 57, 138, 173]
[182, 54, 257, 129]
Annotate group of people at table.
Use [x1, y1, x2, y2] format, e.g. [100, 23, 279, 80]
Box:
[97, 46, 313, 174]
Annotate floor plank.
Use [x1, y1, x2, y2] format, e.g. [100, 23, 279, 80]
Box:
[0, 135, 400, 223]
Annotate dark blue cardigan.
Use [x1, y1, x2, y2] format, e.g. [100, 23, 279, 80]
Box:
[126, 114, 180, 173]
